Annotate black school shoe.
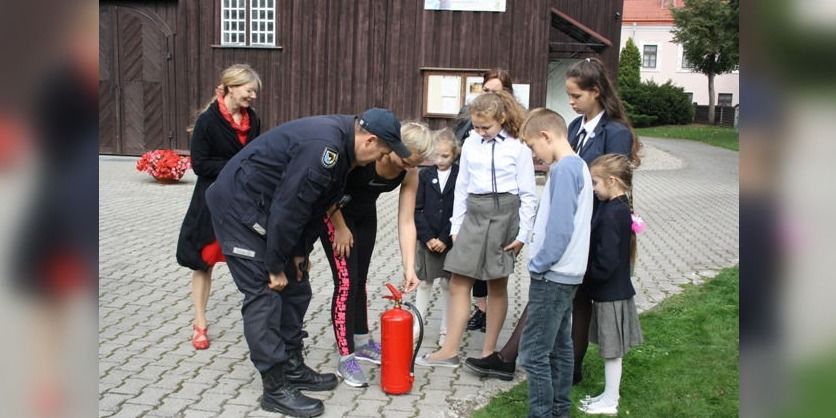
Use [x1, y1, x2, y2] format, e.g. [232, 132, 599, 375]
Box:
[466, 307, 486, 332]
[463, 352, 515, 381]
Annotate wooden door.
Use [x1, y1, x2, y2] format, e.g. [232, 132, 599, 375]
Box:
[99, 4, 175, 155]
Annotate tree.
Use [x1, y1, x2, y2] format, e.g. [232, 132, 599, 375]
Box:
[619, 38, 641, 91]
[671, 0, 738, 124]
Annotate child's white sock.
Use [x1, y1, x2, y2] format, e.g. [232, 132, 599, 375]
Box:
[600, 357, 623, 405]
[354, 334, 369, 348]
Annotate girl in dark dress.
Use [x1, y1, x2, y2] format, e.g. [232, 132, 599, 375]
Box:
[578, 153, 644, 415]
[176, 64, 262, 350]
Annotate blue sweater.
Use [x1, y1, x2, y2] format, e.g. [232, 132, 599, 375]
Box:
[527, 155, 593, 285]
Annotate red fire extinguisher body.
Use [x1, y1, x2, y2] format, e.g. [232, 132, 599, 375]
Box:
[381, 305, 414, 394]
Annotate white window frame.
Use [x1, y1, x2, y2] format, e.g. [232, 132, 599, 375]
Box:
[249, 0, 275, 46]
[220, 0, 276, 47]
[221, 0, 247, 46]
[641, 44, 659, 70]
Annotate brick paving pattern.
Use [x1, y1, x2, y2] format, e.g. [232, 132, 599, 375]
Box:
[99, 137, 738, 417]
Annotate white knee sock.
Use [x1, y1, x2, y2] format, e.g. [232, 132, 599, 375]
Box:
[601, 357, 623, 405]
[354, 334, 369, 347]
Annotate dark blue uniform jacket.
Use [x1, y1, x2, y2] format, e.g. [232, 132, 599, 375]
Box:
[414, 165, 459, 248]
[567, 113, 632, 166]
[207, 115, 356, 275]
[585, 195, 636, 302]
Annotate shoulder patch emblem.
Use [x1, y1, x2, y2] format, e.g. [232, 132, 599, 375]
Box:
[321, 147, 339, 168]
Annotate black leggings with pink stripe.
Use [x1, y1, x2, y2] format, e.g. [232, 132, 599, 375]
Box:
[319, 209, 377, 356]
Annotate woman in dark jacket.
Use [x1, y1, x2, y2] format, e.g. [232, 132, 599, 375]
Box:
[176, 64, 262, 350]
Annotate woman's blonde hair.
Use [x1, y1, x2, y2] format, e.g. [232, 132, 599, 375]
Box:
[400, 121, 435, 160]
[194, 64, 262, 120]
[219, 63, 262, 94]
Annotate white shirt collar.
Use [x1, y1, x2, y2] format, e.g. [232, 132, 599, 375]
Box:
[581, 110, 605, 137]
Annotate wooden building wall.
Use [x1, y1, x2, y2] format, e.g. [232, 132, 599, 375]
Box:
[550, 0, 625, 79]
[100, 0, 622, 154]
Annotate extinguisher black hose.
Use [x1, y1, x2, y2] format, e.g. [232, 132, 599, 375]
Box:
[401, 301, 423, 376]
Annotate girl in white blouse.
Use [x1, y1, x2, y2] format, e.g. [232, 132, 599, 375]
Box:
[417, 90, 537, 367]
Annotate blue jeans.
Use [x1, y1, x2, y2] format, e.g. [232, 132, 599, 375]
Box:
[519, 278, 578, 418]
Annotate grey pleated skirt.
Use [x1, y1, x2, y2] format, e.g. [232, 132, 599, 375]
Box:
[415, 243, 451, 281]
[590, 297, 644, 358]
[443, 193, 520, 280]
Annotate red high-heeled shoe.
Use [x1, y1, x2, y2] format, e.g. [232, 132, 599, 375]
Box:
[192, 325, 209, 350]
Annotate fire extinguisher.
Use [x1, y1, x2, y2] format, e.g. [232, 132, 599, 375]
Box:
[380, 282, 423, 395]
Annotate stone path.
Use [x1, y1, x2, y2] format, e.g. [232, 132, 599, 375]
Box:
[98, 137, 738, 417]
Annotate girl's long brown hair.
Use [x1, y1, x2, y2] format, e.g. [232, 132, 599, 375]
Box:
[566, 58, 642, 167]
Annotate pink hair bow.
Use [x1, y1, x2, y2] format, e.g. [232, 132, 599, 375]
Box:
[631, 214, 646, 234]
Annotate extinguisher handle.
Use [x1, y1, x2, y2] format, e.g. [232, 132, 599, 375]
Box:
[401, 301, 423, 377]
[384, 282, 402, 302]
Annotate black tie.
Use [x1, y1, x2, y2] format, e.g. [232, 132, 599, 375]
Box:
[574, 129, 587, 154]
[483, 136, 500, 208]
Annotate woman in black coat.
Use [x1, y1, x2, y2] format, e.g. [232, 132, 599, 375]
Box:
[176, 64, 262, 350]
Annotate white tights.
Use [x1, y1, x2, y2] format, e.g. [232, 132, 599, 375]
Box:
[413, 277, 450, 338]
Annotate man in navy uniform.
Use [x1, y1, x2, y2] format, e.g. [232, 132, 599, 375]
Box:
[206, 108, 410, 417]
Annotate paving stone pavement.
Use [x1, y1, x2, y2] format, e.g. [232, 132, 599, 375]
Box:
[99, 137, 738, 417]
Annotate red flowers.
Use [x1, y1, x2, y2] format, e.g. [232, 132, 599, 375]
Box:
[136, 149, 191, 181]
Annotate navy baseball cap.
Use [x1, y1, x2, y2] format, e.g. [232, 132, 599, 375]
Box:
[359, 108, 412, 158]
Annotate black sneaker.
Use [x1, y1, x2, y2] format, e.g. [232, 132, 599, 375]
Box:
[463, 352, 515, 381]
[466, 307, 486, 331]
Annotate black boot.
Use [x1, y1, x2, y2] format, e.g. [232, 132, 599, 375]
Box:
[261, 363, 324, 417]
[285, 349, 338, 391]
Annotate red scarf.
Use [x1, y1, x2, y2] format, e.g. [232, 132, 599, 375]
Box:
[217, 93, 250, 145]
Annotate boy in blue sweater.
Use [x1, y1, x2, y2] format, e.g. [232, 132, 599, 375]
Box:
[518, 108, 593, 418]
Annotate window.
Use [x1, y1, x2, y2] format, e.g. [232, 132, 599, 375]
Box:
[642, 45, 658, 69]
[718, 93, 733, 106]
[685, 92, 693, 103]
[221, 0, 275, 47]
[680, 49, 693, 70]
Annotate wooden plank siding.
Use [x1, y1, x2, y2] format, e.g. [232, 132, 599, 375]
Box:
[549, 0, 624, 78]
[100, 0, 622, 154]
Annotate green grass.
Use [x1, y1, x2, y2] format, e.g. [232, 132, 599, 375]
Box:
[473, 266, 740, 418]
[636, 124, 739, 151]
